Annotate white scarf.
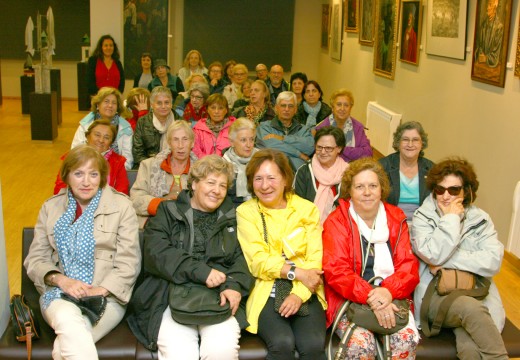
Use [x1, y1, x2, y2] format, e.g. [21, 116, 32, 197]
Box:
[223, 147, 258, 198]
[349, 201, 394, 280]
[152, 112, 174, 152]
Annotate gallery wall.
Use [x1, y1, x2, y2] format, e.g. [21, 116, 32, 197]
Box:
[313, 0, 520, 242]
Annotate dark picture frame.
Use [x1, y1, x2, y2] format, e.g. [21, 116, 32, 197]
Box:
[345, 0, 359, 32]
[373, 0, 400, 79]
[471, 0, 513, 87]
[360, 0, 376, 45]
[123, 0, 168, 80]
[399, 0, 422, 65]
[322, 4, 331, 50]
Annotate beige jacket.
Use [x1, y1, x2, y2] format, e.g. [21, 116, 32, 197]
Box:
[24, 187, 141, 304]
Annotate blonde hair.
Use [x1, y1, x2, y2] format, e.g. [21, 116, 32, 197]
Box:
[229, 117, 256, 141]
[188, 155, 235, 194]
[183, 50, 205, 69]
[91, 87, 131, 118]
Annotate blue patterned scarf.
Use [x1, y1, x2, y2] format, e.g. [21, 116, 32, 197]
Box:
[41, 188, 102, 310]
[303, 101, 322, 127]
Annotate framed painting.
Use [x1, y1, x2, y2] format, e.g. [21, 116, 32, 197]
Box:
[345, 0, 358, 32]
[124, 0, 168, 80]
[399, 0, 422, 65]
[322, 4, 331, 50]
[516, 17, 520, 77]
[471, 0, 513, 87]
[360, 0, 376, 45]
[330, 0, 344, 60]
[373, 0, 400, 79]
[425, 0, 467, 59]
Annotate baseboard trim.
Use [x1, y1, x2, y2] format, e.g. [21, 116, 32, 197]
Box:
[504, 251, 520, 271]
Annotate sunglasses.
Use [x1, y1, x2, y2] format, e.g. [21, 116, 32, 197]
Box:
[433, 185, 463, 196]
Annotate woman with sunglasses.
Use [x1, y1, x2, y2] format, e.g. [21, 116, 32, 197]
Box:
[412, 158, 507, 359]
[379, 121, 434, 224]
[293, 126, 349, 224]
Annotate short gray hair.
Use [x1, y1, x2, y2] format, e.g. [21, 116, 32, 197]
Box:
[392, 121, 429, 156]
[188, 83, 210, 100]
[229, 117, 256, 141]
[150, 86, 173, 103]
[276, 91, 297, 106]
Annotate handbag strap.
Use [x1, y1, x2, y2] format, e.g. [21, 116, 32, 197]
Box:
[327, 276, 384, 360]
[420, 272, 491, 337]
[25, 323, 32, 360]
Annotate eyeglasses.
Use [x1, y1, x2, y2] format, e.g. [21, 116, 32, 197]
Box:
[315, 145, 337, 153]
[234, 72, 247, 77]
[401, 137, 421, 145]
[190, 95, 204, 101]
[433, 185, 463, 196]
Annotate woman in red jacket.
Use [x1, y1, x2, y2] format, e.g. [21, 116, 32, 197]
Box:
[54, 120, 128, 195]
[322, 158, 419, 359]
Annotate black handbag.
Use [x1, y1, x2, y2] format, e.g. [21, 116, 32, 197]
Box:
[168, 282, 231, 325]
[9, 294, 40, 360]
[61, 293, 107, 325]
[260, 211, 310, 317]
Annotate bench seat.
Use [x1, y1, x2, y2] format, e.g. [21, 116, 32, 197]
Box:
[1, 227, 520, 359]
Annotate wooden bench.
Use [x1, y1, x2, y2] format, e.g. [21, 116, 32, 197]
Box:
[1, 227, 520, 359]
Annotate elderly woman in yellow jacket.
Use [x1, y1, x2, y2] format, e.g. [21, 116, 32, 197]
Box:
[237, 149, 327, 360]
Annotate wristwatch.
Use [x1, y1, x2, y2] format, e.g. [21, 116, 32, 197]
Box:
[287, 266, 296, 281]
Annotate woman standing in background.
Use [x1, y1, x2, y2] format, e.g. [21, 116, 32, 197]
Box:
[87, 35, 125, 96]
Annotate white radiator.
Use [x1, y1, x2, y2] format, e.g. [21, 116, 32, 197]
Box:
[365, 101, 402, 156]
[507, 181, 520, 259]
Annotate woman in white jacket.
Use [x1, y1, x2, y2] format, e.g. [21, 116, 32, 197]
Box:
[412, 158, 507, 359]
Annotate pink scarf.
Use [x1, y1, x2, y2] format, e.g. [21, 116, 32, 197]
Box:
[311, 155, 349, 224]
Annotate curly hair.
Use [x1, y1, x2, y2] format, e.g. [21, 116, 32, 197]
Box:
[340, 157, 390, 201]
[187, 155, 235, 194]
[392, 121, 429, 157]
[426, 157, 479, 206]
[91, 87, 130, 118]
[92, 35, 120, 61]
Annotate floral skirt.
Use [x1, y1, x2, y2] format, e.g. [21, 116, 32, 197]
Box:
[335, 311, 419, 360]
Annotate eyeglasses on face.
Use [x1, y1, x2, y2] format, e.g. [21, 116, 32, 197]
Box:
[315, 145, 337, 153]
[190, 95, 204, 101]
[433, 185, 463, 196]
[400, 137, 421, 145]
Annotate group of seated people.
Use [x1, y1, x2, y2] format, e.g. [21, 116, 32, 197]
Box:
[28, 43, 508, 360]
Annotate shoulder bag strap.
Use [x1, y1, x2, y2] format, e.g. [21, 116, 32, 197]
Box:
[420, 273, 491, 337]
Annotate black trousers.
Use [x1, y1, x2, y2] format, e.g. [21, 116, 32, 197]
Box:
[257, 296, 327, 360]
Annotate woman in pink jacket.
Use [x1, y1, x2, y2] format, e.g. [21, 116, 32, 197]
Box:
[193, 93, 236, 158]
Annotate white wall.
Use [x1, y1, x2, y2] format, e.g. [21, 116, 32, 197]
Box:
[0, 182, 10, 336]
[310, 0, 520, 242]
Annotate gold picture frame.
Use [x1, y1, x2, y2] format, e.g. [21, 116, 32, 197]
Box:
[359, 0, 376, 46]
[515, 15, 520, 77]
[399, 0, 422, 65]
[345, 0, 359, 33]
[471, 0, 513, 88]
[373, 0, 400, 79]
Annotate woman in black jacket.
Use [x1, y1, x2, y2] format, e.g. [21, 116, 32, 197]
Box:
[128, 155, 254, 359]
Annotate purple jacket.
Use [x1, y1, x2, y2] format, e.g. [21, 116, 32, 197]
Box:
[316, 116, 373, 162]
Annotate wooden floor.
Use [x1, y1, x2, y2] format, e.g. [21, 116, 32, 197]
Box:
[1, 97, 520, 334]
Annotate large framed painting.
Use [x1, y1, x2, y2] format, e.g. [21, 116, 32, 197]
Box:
[373, 0, 400, 79]
[425, 0, 468, 60]
[330, 0, 344, 60]
[124, 0, 168, 80]
[399, 0, 422, 65]
[345, 0, 358, 32]
[360, 0, 376, 45]
[471, 0, 513, 87]
[322, 4, 331, 49]
[516, 17, 520, 77]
